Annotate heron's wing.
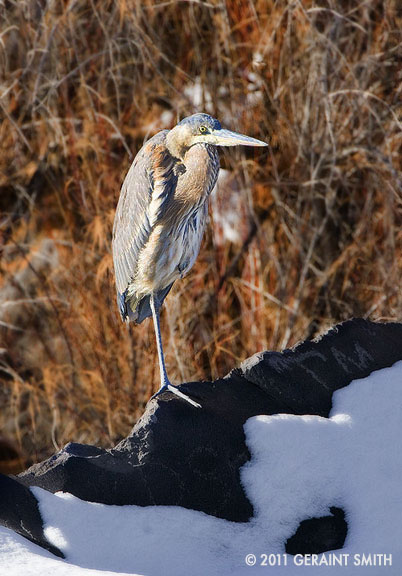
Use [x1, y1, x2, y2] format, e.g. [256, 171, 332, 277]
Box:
[112, 130, 176, 309]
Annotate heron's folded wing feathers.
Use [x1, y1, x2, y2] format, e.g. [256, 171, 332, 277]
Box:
[112, 130, 175, 296]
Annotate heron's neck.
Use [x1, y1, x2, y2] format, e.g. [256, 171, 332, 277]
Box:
[166, 130, 188, 160]
[175, 144, 219, 204]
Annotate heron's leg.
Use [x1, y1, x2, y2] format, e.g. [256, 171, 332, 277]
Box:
[150, 293, 170, 387]
[150, 293, 201, 408]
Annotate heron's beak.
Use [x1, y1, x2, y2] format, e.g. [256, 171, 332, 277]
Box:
[211, 128, 268, 147]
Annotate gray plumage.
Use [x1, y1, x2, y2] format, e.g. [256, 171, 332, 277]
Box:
[112, 113, 267, 407]
[113, 124, 218, 323]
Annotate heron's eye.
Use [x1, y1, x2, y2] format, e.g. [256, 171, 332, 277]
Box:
[199, 126, 208, 134]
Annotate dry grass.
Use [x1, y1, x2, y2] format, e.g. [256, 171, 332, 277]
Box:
[0, 0, 401, 469]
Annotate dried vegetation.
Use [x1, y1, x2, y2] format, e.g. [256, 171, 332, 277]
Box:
[0, 0, 401, 468]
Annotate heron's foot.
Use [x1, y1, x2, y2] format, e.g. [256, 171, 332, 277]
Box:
[151, 383, 201, 408]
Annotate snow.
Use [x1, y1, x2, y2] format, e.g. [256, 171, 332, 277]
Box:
[184, 78, 213, 113]
[245, 71, 264, 106]
[252, 52, 265, 68]
[243, 360, 402, 573]
[1, 361, 401, 575]
[210, 169, 249, 246]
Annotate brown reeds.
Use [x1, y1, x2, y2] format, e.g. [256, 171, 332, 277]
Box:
[0, 0, 401, 468]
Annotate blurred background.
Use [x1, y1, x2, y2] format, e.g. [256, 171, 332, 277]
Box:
[0, 0, 401, 472]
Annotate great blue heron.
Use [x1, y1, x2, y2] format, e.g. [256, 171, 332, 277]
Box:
[112, 113, 267, 408]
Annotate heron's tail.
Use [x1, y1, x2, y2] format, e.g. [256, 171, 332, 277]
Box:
[117, 283, 174, 324]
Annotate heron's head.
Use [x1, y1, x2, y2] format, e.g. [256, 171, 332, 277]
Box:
[166, 113, 268, 159]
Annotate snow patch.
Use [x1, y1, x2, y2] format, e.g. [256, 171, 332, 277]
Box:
[184, 78, 213, 113]
[243, 360, 402, 573]
[210, 169, 250, 246]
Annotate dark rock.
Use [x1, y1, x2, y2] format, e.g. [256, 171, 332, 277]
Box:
[233, 318, 402, 417]
[286, 507, 348, 555]
[0, 474, 64, 558]
[1, 318, 402, 557]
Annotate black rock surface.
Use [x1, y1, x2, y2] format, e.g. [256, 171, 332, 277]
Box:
[0, 474, 64, 558]
[286, 507, 348, 555]
[1, 318, 402, 557]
